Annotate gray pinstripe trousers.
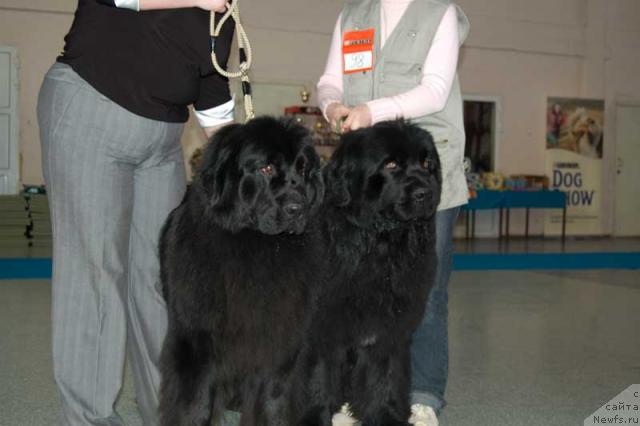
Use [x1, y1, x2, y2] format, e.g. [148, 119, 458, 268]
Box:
[37, 63, 186, 426]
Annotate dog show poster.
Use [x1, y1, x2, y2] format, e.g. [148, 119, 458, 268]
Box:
[545, 97, 604, 235]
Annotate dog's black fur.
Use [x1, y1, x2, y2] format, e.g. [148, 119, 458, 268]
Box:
[301, 120, 442, 425]
[158, 117, 325, 426]
[158, 118, 440, 426]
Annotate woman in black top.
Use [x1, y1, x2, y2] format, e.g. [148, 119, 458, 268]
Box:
[36, 1, 234, 424]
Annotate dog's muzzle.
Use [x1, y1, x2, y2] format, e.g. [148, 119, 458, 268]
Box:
[280, 194, 309, 234]
[410, 188, 427, 203]
[394, 185, 435, 220]
[283, 202, 304, 219]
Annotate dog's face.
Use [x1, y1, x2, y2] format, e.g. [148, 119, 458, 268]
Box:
[324, 120, 441, 228]
[569, 107, 603, 157]
[197, 117, 324, 235]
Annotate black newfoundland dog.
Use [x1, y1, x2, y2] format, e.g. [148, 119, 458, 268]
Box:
[158, 117, 325, 426]
[302, 120, 442, 425]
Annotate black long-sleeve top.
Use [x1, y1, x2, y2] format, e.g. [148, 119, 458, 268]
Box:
[58, 0, 234, 123]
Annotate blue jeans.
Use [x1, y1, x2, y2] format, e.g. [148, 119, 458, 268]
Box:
[410, 207, 460, 414]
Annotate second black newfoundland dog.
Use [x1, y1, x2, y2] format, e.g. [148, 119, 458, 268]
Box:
[158, 117, 324, 426]
[298, 120, 442, 425]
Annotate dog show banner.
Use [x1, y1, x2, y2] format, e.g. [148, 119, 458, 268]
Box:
[545, 97, 604, 236]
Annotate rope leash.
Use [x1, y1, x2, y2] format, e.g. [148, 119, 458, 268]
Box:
[210, 0, 255, 121]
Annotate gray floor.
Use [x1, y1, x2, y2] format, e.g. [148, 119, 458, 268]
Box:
[1, 269, 638, 426]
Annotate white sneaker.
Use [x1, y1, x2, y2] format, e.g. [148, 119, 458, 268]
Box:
[332, 403, 358, 426]
[408, 403, 439, 426]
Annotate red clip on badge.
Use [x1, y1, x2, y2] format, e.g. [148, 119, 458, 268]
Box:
[342, 28, 375, 74]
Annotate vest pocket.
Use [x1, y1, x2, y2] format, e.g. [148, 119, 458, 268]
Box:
[345, 72, 373, 107]
[435, 138, 453, 180]
[382, 61, 422, 83]
[383, 61, 422, 74]
[379, 61, 422, 96]
[434, 139, 450, 160]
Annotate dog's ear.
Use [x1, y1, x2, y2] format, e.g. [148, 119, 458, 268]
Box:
[414, 125, 442, 187]
[304, 146, 326, 214]
[198, 123, 241, 207]
[323, 154, 352, 207]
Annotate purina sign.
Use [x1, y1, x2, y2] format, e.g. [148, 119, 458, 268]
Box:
[545, 97, 605, 236]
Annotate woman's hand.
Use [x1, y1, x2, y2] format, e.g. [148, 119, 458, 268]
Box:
[326, 102, 351, 133]
[343, 104, 372, 132]
[194, 0, 227, 12]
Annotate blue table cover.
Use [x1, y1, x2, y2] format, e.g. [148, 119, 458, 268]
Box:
[463, 190, 566, 210]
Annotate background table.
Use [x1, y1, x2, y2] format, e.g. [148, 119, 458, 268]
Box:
[462, 190, 567, 242]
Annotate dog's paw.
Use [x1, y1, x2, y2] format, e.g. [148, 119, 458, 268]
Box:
[408, 404, 438, 426]
[332, 403, 358, 426]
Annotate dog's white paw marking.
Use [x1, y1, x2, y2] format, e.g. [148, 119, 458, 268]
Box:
[332, 403, 358, 426]
[360, 334, 378, 346]
[408, 404, 439, 426]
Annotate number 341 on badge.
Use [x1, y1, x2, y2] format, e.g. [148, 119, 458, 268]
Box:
[343, 28, 375, 74]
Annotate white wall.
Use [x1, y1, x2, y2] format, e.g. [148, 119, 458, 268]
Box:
[1, 0, 639, 234]
[457, 0, 640, 235]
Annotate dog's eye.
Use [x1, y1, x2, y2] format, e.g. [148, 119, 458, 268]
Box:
[421, 159, 429, 169]
[259, 165, 275, 176]
[384, 161, 398, 170]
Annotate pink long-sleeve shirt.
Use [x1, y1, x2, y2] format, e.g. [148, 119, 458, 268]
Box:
[317, 1, 460, 124]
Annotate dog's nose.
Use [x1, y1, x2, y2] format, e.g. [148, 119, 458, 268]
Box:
[287, 172, 303, 187]
[289, 175, 301, 186]
[411, 189, 427, 202]
[284, 203, 303, 217]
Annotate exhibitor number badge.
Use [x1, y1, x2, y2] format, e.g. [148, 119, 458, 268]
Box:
[343, 28, 375, 74]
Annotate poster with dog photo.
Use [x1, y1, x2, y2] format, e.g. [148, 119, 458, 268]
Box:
[545, 97, 604, 236]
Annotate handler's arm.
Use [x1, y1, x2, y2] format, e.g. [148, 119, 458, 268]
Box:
[194, 9, 236, 138]
[95, 0, 226, 12]
[317, 13, 346, 122]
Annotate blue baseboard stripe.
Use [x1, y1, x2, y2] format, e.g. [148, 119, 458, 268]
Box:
[1, 252, 639, 280]
[453, 252, 640, 271]
[0, 258, 53, 280]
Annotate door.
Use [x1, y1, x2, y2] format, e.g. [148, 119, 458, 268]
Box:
[462, 96, 502, 237]
[0, 46, 19, 194]
[614, 105, 640, 236]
